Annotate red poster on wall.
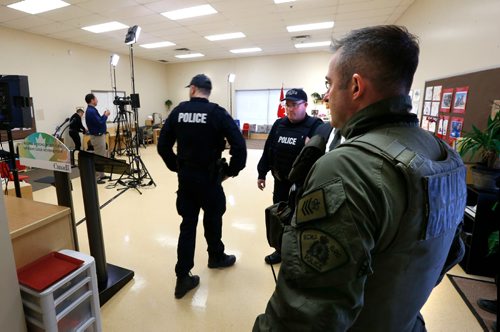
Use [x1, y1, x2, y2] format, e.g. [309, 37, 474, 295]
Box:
[440, 88, 454, 113]
[437, 115, 450, 139]
[452, 86, 469, 114]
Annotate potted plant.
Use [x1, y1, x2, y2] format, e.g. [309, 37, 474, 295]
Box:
[458, 110, 500, 191]
[165, 99, 173, 112]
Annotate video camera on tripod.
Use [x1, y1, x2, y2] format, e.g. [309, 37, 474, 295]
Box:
[113, 93, 140, 113]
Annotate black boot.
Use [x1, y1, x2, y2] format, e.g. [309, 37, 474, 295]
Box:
[477, 299, 497, 314]
[264, 251, 281, 265]
[208, 253, 236, 268]
[174, 273, 200, 299]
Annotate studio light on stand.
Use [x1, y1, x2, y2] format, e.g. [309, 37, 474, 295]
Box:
[228, 73, 235, 116]
[112, 24, 155, 192]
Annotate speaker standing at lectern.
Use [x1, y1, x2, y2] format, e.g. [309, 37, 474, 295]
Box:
[84, 93, 110, 184]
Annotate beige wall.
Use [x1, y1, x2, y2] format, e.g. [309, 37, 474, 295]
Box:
[0, 27, 169, 135]
[398, 0, 500, 92]
[164, 52, 332, 117]
[0, 192, 26, 332]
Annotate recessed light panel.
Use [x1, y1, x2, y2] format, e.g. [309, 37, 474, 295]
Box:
[287, 21, 334, 32]
[175, 53, 205, 59]
[140, 41, 176, 49]
[205, 32, 245, 41]
[295, 41, 331, 48]
[230, 48, 262, 54]
[161, 5, 217, 20]
[7, 0, 70, 15]
[82, 22, 129, 33]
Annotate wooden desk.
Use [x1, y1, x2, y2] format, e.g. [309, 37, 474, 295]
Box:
[2, 181, 33, 199]
[6, 196, 75, 268]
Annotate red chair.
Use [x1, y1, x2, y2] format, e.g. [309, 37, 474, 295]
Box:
[0, 161, 29, 182]
[242, 123, 250, 139]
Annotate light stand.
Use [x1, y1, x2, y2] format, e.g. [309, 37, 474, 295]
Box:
[228, 73, 235, 116]
[117, 25, 155, 192]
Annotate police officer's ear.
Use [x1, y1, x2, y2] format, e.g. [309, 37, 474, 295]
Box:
[351, 73, 365, 100]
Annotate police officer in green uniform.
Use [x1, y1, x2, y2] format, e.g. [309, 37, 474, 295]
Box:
[257, 89, 323, 264]
[158, 74, 247, 299]
[254, 25, 467, 331]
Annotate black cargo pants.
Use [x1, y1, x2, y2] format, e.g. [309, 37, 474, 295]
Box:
[175, 179, 226, 277]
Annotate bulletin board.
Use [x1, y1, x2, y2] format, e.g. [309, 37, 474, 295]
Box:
[420, 67, 500, 143]
[91, 90, 126, 123]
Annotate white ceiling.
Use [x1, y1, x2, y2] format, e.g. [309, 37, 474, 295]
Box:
[0, 0, 415, 64]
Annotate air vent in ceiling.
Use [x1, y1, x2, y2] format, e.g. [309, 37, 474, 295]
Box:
[291, 35, 311, 41]
[158, 59, 168, 63]
[175, 48, 190, 51]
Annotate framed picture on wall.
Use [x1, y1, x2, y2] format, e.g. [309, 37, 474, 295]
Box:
[440, 88, 454, 112]
[423, 101, 431, 115]
[432, 85, 442, 101]
[425, 86, 433, 101]
[452, 86, 469, 114]
[437, 115, 450, 138]
[421, 116, 430, 130]
[431, 102, 440, 117]
[428, 118, 437, 133]
[449, 117, 464, 139]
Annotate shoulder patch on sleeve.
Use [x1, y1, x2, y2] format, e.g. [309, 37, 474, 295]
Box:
[296, 188, 327, 224]
[300, 229, 349, 273]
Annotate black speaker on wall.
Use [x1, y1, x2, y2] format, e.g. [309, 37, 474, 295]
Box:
[0, 75, 33, 129]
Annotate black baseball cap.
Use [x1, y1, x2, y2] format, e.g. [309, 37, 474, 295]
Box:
[281, 88, 307, 102]
[186, 74, 212, 90]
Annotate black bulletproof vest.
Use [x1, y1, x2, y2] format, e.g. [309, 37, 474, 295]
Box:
[271, 116, 319, 181]
[174, 101, 225, 171]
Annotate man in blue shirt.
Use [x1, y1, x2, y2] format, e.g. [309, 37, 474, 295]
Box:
[85, 93, 110, 184]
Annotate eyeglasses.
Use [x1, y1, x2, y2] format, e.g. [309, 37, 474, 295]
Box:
[285, 101, 305, 109]
[325, 80, 331, 90]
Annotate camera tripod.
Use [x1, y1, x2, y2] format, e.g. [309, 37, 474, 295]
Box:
[107, 43, 155, 194]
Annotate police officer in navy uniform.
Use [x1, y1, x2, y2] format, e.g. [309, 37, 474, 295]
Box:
[257, 89, 323, 264]
[157, 74, 247, 299]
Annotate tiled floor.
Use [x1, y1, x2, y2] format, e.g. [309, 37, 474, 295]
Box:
[32, 146, 486, 331]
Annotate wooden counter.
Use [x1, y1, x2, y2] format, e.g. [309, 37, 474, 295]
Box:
[6, 196, 75, 268]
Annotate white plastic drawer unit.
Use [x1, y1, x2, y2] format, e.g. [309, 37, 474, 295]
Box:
[19, 250, 102, 332]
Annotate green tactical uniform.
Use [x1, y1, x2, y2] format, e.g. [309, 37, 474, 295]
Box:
[254, 96, 467, 332]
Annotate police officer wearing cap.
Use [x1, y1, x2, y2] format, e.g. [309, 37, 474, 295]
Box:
[157, 74, 247, 299]
[257, 88, 323, 265]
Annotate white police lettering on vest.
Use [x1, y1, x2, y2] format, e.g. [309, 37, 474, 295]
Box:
[178, 112, 207, 124]
[278, 136, 297, 145]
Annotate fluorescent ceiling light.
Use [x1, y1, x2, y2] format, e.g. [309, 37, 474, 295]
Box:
[175, 53, 205, 59]
[295, 41, 331, 48]
[205, 32, 245, 41]
[274, 0, 296, 3]
[82, 21, 128, 33]
[230, 47, 262, 54]
[140, 41, 176, 49]
[7, 0, 70, 14]
[161, 5, 217, 20]
[287, 21, 334, 32]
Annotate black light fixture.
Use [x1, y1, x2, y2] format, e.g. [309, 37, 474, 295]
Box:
[124, 25, 141, 45]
